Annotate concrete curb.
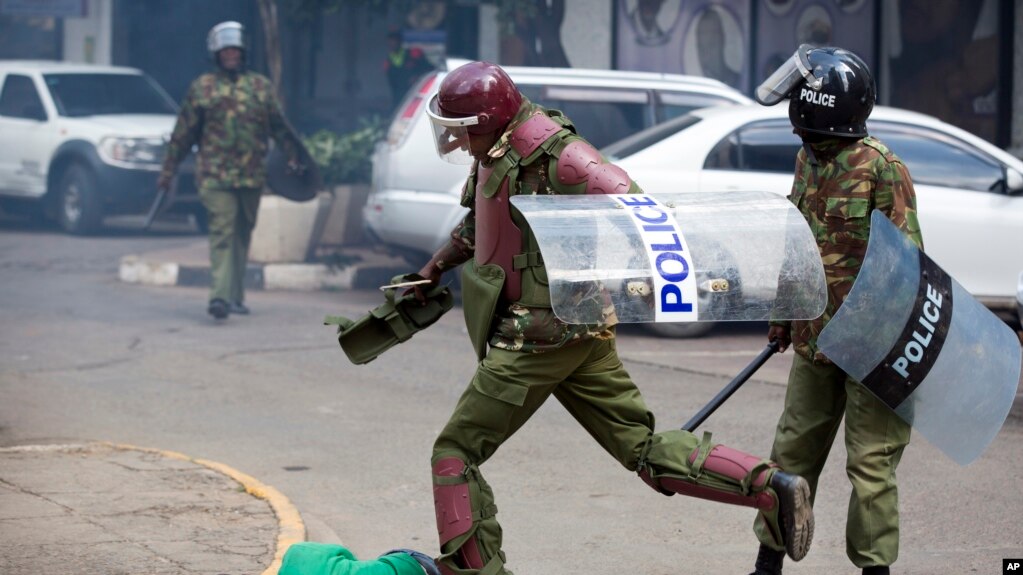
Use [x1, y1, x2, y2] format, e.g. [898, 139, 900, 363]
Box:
[101, 442, 305, 575]
[119, 252, 407, 291]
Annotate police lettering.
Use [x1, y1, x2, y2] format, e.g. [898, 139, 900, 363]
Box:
[800, 87, 835, 108]
[616, 195, 693, 313]
[892, 283, 943, 378]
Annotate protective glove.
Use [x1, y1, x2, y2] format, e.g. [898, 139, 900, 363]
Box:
[767, 324, 791, 353]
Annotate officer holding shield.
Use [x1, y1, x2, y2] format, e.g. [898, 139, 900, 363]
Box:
[159, 21, 301, 320]
[415, 61, 815, 575]
[748, 46, 923, 575]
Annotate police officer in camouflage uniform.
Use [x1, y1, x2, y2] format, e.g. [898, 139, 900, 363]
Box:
[159, 21, 300, 320]
[416, 61, 815, 575]
[748, 46, 923, 575]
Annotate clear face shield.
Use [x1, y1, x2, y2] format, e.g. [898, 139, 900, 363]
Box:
[208, 22, 245, 54]
[425, 95, 479, 165]
[754, 44, 820, 105]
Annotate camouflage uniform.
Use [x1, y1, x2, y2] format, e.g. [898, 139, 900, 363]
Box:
[754, 136, 922, 568]
[428, 101, 802, 575]
[159, 70, 298, 306]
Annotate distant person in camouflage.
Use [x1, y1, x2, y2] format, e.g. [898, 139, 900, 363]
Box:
[158, 20, 300, 320]
[415, 61, 815, 575]
[749, 46, 923, 575]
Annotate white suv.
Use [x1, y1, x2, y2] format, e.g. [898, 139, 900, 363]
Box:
[0, 61, 199, 234]
[364, 59, 751, 265]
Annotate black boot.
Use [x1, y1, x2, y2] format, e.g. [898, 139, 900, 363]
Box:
[862, 567, 890, 575]
[769, 470, 814, 561]
[207, 298, 229, 320]
[748, 543, 784, 575]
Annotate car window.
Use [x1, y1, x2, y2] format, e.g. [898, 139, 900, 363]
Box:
[43, 73, 177, 117]
[705, 121, 798, 173]
[869, 122, 1004, 192]
[602, 113, 702, 160]
[0, 74, 47, 120]
[657, 92, 738, 122]
[519, 85, 648, 149]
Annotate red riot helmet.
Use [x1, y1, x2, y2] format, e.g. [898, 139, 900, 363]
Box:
[755, 45, 875, 138]
[435, 61, 522, 135]
[426, 61, 523, 163]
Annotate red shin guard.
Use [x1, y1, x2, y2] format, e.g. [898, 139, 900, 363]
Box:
[433, 457, 485, 570]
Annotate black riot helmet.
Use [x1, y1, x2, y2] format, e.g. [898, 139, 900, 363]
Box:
[755, 44, 875, 138]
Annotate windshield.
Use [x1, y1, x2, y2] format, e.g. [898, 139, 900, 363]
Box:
[601, 114, 702, 160]
[43, 73, 177, 117]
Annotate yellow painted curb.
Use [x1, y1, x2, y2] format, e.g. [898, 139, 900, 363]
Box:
[104, 442, 305, 575]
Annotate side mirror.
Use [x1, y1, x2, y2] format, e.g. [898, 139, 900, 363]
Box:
[1006, 168, 1023, 195]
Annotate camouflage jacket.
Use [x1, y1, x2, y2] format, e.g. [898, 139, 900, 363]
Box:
[777, 136, 923, 363]
[430, 100, 633, 353]
[159, 70, 298, 191]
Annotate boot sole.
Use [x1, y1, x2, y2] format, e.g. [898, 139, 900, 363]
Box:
[776, 474, 814, 561]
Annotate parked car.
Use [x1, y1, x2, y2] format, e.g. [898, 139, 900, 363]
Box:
[0, 61, 201, 234]
[364, 58, 752, 267]
[603, 104, 1023, 336]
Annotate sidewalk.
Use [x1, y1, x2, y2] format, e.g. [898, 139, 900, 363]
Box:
[119, 240, 410, 292]
[0, 442, 303, 575]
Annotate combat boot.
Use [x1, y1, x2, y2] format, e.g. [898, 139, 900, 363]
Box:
[748, 543, 784, 575]
[769, 470, 813, 561]
[207, 298, 229, 320]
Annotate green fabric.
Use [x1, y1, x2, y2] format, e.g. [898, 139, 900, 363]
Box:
[432, 339, 777, 575]
[328, 274, 453, 365]
[200, 186, 261, 303]
[753, 353, 911, 566]
[460, 262, 505, 362]
[279, 543, 424, 575]
[160, 70, 299, 191]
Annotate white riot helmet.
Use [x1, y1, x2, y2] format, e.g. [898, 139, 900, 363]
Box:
[207, 21, 245, 57]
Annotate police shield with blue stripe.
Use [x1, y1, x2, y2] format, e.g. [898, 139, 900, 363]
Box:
[509, 190, 828, 325]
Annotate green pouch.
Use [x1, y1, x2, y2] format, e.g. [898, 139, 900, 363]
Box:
[324, 274, 453, 365]
[460, 262, 505, 362]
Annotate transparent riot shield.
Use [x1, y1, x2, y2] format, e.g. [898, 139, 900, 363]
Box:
[818, 211, 1022, 465]
[509, 191, 826, 324]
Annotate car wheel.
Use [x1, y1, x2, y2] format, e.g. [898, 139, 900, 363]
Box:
[191, 206, 209, 234]
[57, 163, 103, 234]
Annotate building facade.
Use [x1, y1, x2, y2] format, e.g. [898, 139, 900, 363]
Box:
[1, 0, 1019, 154]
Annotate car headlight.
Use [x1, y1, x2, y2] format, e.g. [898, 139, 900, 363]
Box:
[97, 137, 166, 170]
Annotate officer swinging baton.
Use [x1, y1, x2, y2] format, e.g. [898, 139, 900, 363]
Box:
[682, 339, 781, 432]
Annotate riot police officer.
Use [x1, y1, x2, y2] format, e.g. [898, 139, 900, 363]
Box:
[748, 46, 923, 575]
[416, 61, 816, 575]
[159, 21, 300, 320]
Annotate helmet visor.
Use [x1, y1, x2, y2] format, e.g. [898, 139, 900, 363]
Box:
[425, 95, 478, 165]
[755, 45, 818, 105]
[209, 25, 245, 53]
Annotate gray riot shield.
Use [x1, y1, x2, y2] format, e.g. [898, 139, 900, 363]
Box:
[508, 191, 826, 324]
[817, 211, 1022, 465]
[266, 129, 323, 202]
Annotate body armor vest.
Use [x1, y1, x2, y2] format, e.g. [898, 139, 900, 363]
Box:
[474, 112, 562, 303]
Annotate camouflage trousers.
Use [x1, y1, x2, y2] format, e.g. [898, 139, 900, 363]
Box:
[753, 352, 911, 568]
[431, 338, 784, 575]
[199, 186, 261, 304]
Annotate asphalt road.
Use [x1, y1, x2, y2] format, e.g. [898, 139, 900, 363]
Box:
[1, 214, 1021, 575]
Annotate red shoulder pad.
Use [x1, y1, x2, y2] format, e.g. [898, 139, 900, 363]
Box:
[556, 140, 632, 195]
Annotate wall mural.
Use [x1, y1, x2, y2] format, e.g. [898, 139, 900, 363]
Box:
[616, 0, 750, 93]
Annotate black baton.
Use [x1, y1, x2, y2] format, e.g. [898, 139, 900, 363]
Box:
[681, 339, 781, 432]
[143, 187, 167, 230]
